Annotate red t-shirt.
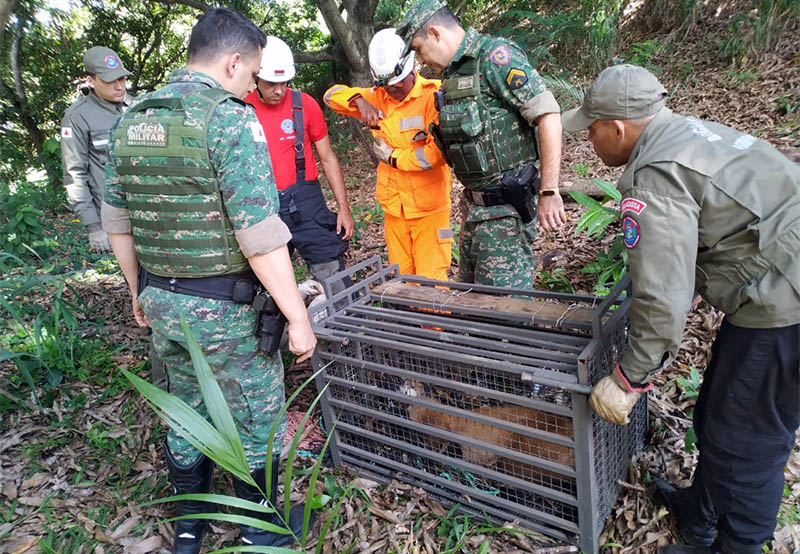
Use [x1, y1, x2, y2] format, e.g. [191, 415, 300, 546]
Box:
[244, 89, 328, 190]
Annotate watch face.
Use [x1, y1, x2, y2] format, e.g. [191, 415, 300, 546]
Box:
[541, 189, 556, 196]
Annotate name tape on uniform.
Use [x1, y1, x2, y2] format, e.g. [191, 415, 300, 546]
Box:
[620, 198, 647, 216]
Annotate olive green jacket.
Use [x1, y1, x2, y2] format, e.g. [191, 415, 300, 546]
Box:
[618, 108, 800, 383]
[60, 91, 133, 227]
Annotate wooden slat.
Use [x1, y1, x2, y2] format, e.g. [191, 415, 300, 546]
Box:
[370, 281, 594, 325]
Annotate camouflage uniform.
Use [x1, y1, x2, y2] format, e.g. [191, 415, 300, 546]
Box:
[435, 28, 559, 288]
[103, 69, 291, 468]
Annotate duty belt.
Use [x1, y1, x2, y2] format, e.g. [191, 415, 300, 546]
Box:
[464, 188, 507, 207]
[138, 267, 257, 303]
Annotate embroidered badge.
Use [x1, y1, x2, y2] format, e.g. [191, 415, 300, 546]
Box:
[622, 216, 640, 249]
[505, 68, 528, 90]
[248, 121, 267, 143]
[126, 121, 167, 147]
[61, 127, 73, 138]
[104, 55, 119, 69]
[280, 118, 294, 134]
[457, 76, 474, 90]
[620, 198, 647, 216]
[489, 45, 510, 66]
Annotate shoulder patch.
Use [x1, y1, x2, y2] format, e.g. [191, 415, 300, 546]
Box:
[622, 216, 641, 249]
[620, 198, 647, 216]
[489, 45, 511, 66]
[61, 127, 73, 138]
[505, 68, 528, 90]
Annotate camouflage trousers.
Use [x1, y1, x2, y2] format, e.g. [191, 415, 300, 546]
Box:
[138, 286, 285, 470]
[459, 210, 538, 289]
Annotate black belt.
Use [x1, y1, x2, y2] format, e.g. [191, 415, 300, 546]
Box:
[138, 267, 257, 303]
[464, 188, 508, 207]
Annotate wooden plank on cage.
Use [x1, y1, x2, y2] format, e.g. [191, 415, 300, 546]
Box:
[370, 281, 595, 325]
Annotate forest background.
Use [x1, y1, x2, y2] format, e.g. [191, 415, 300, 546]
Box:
[0, 0, 798, 552]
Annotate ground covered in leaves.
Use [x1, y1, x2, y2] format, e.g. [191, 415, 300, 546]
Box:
[2, 10, 799, 554]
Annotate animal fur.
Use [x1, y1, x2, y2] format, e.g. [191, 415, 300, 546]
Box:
[400, 382, 575, 483]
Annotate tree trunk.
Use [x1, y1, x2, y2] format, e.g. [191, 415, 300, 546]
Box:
[315, 0, 377, 86]
[0, 0, 15, 45]
[7, 17, 58, 185]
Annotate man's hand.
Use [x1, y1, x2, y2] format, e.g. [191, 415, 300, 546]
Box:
[353, 97, 383, 127]
[287, 318, 317, 364]
[132, 296, 150, 328]
[88, 223, 112, 252]
[373, 137, 393, 164]
[337, 208, 355, 240]
[537, 192, 567, 232]
[588, 365, 650, 425]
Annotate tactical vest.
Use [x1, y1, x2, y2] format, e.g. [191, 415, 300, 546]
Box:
[112, 88, 248, 277]
[435, 36, 538, 191]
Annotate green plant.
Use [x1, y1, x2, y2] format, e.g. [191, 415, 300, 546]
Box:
[0, 254, 117, 407]
[676, 366, 701, 401]
[776, 95, 800, 115]
[430, 504, 544, 553]
[570, 161, 590, 178]
[568, 179, 627, 294]
[537, 268, 575, 293]
[0, 188, 46, 259]
[124, 319, 345, 552]
[727, 69, 759, 86]
[450, 222, 461, 263]
[628, 39, 665, 74]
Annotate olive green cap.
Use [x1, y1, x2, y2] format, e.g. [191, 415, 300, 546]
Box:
[83, 46, 131, 83]
[561, 64, 668, 132]
[397, 0, 447, 52]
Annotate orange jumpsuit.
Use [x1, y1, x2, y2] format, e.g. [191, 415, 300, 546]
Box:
[324, 76, 452, 280]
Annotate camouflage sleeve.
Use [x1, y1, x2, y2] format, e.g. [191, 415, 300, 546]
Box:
[207, 100, 291, 256]
[619, 163, 700, 384]
[101, 118, 131, 234]
[482, 39, 560, 125]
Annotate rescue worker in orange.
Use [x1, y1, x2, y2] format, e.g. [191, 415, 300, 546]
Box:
[325, 28, 452, 280]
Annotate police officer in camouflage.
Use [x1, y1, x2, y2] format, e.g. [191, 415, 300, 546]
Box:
[397, 0, 566, 288]
[101, 9, 316, 554]
[61, 46, 134, 253]
[563, 65, 800, 554]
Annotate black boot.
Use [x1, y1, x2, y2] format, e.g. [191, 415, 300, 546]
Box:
[654, 479, 717, 547]
[164, 444, 214, 554]
[658, 530, 764, 554]
[232, 455, 317, 547]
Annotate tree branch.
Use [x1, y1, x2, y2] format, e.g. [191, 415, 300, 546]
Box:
[147, 0, 210, 12]
[293, 47, 341, 64]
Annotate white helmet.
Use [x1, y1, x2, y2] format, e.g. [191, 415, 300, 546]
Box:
[258, 36, 295, 82]
[368, 28, 415, 86]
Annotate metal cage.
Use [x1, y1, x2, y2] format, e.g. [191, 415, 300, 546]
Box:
[310, 257, 647, 553]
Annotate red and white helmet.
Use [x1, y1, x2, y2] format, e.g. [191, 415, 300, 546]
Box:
[258, 36, 295, 82]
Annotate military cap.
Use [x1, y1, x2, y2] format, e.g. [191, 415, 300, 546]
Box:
[562, 64, 668, 132]
[83, 46, 131, 83]
[397, 0, 448, 51]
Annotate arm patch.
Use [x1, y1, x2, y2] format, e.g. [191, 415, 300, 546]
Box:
[489, 45, 510, 66]
[505, 68, 528, 90]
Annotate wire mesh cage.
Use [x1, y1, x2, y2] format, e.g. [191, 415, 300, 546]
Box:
[310, 256, 647, 553]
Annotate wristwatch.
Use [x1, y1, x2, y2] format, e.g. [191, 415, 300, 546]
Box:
[540, 189, 558, 196]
